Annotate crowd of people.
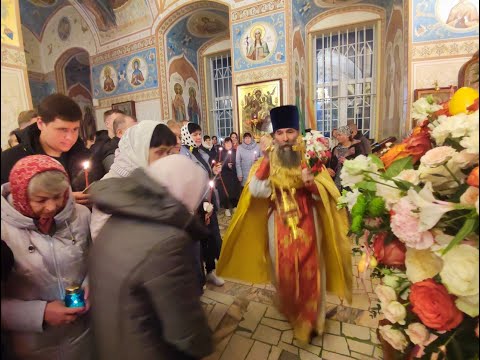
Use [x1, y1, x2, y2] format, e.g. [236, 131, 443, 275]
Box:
[1, 94, 372, 360]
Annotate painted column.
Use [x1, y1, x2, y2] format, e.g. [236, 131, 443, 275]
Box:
[1, 0, 32, 149]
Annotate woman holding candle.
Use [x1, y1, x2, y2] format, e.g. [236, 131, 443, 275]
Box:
[217, 137, 241, 217]
[180, 122, 225, 287]
[236, 132, 260, 188]
[1, 155, 93, 360]
[229, 131, 240, 150]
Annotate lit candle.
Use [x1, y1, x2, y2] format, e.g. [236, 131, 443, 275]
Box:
[208, 180, 215, 202]
[218, 146, 223, 161]
[253, 150, 257, 161]
[83, 161, 90, 189]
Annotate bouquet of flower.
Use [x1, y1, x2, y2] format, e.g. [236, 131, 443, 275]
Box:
[338, 87, 479, 359]
[303, 130, 331, 175]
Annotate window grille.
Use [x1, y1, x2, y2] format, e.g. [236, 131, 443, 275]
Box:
[314, 25, 376, 139]
[209, 54, 233, 139]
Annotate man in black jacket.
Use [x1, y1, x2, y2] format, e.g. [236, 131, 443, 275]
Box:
[0, 94, 91, 204]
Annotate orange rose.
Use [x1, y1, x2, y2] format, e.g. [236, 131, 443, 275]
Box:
[373, 232, 406, 268]
[467, 167, 479, 188]
[381, 125, 432, 169]
[410, 279, 463, 331]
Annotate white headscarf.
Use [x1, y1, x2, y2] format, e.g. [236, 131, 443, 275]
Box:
[146, 154, 209, 212]
[181, 123, 197, 148]
[108, 120, 160, 178]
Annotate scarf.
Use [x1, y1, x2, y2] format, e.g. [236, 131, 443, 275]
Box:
[181, 123, 198, 148]
[109, 120, 160, 178]
[202, 141, 213, 151]
[9, 155, 69, 234]
[146, 154, 209, 212]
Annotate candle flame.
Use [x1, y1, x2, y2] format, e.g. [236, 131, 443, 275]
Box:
[212, 160, 216, 164]
[209, 180, 215, 188]
[228, 150, 232, 154]
[82, 161, 90, 170]
[219, 147, 223, 151]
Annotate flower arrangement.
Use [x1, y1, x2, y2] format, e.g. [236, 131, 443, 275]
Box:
[338, 87, 479, 359]
[303, 130, 331, 175]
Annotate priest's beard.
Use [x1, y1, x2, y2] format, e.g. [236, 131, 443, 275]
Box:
[274, 143, 301, 169]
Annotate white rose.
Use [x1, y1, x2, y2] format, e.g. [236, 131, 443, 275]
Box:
[405, 323, 430, 345]
[375, 285, 397, 305]
[405, 248, 443, 283]
[411, 97, 442, 122]
[460, 186, 479, 206]
[340, 155, 378, 188]
[394, 169, 421, 186]
[337, 188, 361, 211]
[382, 273, 408, 291]
[379, 325, 409, 352]
[440, 244, 479, 297]
[421, 147, 457, 168]
[383, 301, 407, 325]
[455, 293, 479, 317]
[460, 132, 480, 154]
[452, 150, 479, 168]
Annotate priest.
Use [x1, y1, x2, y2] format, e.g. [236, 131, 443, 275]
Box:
[217, 105, 352, 343]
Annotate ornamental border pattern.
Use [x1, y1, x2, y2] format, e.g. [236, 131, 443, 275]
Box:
[231, 0, 284, 23]
[233, 64, 288, 85]
[91, 36, 156, 65]
[412, 39, 479, 60]
[98, 88, 160, 108]
[1, 46, 27, 68]
[156, 0, 227, 119]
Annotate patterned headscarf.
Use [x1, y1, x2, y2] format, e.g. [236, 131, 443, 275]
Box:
[337, 125, 352, 137]
[9, 155, 69, 234]
[181, 123, 198, 148]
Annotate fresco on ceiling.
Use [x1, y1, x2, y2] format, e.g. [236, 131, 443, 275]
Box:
[57, 16, 70, 41]
[233, 12, 286, 72]
[65, 53, 92, 94]
[168, 55, 200, 123]
[413, 0, 479, 42]
[292, 0, 393, 40]
[19, 0, 67, 39]
[166, 9, 228, 69]
[2, 0, 20, 46]
[92, 48, 158, 99]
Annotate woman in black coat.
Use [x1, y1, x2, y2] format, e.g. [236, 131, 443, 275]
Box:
[216, 137, 241, 217]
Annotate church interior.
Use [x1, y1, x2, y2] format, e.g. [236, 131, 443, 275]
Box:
[1, 0, 479, 359]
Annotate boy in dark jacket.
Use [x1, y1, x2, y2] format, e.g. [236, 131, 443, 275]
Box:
[0, 94, 91, 204]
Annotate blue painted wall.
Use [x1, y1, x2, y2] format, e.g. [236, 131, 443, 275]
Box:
[29, 79, 56, 108]
[19, 0, 67, 39]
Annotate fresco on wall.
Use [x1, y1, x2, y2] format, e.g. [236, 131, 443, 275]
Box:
[29, 78, 56, 107]
[383, 6, 405, 138]
[292, 28, 307, 133]
[233, 13, 286, 72]
[166, 10, 228, 69]
[19, 0, 67, 40]
[168, 56, 200, 123]
[65, 53, 91, 92]
[57, 16, 70, 41]
[413, 0, 479, 42]
[92, 48, 158, 99]
[1, 0, 21, 46]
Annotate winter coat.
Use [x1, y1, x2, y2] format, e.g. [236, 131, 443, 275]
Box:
[217, 149, 241, 208]
[0, 124, 91, 191]
[0, 184, 93, 360]
[235, 142, 260, 186]
[89, 169, 213, 360]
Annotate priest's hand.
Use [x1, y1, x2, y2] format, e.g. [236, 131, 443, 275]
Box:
[260, 135, 272, 159]
[327, 168, 336, 177]
[302, 167, 315, 187]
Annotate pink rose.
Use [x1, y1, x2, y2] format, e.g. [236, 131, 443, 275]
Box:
[390, 199, 435, 250]
[420, 146, 457, 167]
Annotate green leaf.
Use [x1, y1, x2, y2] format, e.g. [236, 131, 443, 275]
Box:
[384, 156, 414, 178]
[442, 214, 479, 255]
[391, 178, 414, 192]
[368, 154, 385, 170]
[356, 181, 377, 192]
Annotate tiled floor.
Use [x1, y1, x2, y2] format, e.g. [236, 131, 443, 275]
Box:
[202, 211, 384, 360]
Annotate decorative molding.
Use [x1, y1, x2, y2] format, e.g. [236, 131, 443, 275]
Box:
[98, 88, 160, 108]
[1, 46, 26, 68]
[412, 39, 479, 60]
[231, 0, 284, 23]
[27, 71, 55, 82]
[233, 64, 288, 85]
[156, 1, 228, 119]
[91, 36, 156, 65]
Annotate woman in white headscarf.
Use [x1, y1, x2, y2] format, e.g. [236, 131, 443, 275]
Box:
[90, 121, 177, 240]
[89, 154, 214, 360]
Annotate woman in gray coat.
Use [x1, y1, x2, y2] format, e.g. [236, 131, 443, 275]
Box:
[89, 154, 213, 360]
[235, 132, 260, 186]
[1, 155, 93, 360]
